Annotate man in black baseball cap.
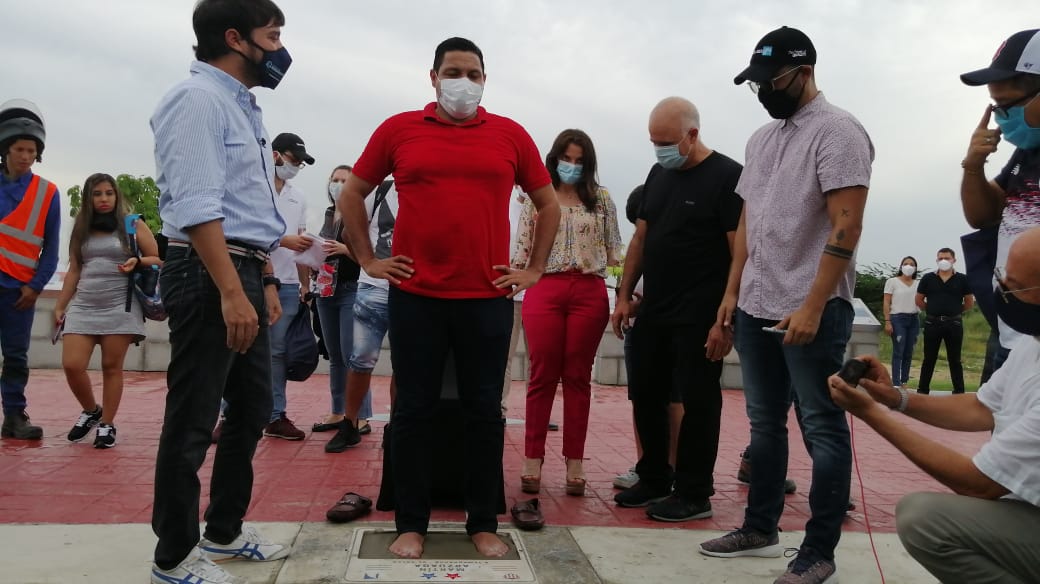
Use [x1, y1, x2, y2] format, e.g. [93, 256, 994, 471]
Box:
[271, 132, 315, 166]
[700, 25, 874, 584]
[959, 29, 1040, 363]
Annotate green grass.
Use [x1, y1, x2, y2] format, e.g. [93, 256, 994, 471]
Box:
[877, 307, 990, 392]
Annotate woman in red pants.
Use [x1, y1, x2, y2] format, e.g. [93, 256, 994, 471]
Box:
[513, 129, 622, 496]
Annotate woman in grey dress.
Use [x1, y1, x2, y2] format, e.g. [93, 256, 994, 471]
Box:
[54, 173, 160, 448]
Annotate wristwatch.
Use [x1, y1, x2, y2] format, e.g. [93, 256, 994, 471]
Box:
[262, 275, 281, 291]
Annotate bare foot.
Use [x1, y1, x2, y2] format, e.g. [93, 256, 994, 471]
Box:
[389, 532, 424, 558]
[471, 532, 508, 557]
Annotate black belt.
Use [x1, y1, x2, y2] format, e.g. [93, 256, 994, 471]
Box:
[168, 239, 269, 263]
[928, 314, 961, 322]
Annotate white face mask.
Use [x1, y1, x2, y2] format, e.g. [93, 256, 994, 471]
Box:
[276, 162, 301, 181]
[937, 259, 953, 272]
[901, 264, 916, 277]
[437, 77, 483, 119]
[328, 181, 343, 202]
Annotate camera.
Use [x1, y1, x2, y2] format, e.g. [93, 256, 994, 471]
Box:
[837, 359, 869, 387]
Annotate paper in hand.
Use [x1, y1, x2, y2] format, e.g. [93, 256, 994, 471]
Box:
[293, 233, 328, 270]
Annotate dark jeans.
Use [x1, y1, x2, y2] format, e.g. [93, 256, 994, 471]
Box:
[152, 247, 272, 569]
[388, 287, 510, 536]
[980, 328, 1012, 385]
[736, 298, 853, 560]
[629, 320, 721, 500]
[0, 286, 33, 415]
[888, 313, 920, 387]
[918, 316, 964, 394]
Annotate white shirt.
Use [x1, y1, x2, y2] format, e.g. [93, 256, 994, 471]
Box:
[883, 277, 919, 315]
[973, 335, 1040, 506]
[269, 180, 307, 284]
[358, 182, 398, 289]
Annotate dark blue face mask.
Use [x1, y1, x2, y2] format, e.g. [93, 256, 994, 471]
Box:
[237, 40, 292, 90]
[994, 286, 1040, 336]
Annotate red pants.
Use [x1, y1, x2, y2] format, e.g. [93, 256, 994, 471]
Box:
[522, 273, 609, 459]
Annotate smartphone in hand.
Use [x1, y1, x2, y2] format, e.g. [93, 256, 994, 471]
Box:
[51, 318, 64, 345]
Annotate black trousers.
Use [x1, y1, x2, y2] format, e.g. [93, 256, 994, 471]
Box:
[918, 316, 965, 394]
[629, 319, 722, 500]
[387, 287, 511, 536]
[152, 248, 272, 569]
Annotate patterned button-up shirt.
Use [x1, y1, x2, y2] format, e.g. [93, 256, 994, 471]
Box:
[737, 93, 874, 320]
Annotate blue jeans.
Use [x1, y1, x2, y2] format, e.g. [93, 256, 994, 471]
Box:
[889, 313, 920, 386]
[316, 282, 371, 419]
[269, 284, 301, 422]
[735, 298, 853, 560]
[349, 283, 389, 372]
[0, 286, 33, 415]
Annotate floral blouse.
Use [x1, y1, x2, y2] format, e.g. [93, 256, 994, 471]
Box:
[511, 187, 623, 278]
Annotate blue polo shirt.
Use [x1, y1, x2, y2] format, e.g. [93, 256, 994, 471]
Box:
[0, 170, 61, 291]
[151, 61, 285, 251]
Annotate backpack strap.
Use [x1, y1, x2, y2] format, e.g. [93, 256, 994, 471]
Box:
[370, 180, 394, 222]
[124, 214, 141, 313]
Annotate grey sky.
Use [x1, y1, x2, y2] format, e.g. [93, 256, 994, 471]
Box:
[5, 0, 1034, 272]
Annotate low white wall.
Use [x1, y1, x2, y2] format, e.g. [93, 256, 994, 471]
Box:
[28, 292, 880, 388]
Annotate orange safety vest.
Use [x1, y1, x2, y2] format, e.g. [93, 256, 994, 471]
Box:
[0, 175, 57, 282]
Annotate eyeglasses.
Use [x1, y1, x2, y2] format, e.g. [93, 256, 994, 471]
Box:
[747, 67, 801, 95]
[991, 88, 1040, 118]
[994, 267, 1040, 302]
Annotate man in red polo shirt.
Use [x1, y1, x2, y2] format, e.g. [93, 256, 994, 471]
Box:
[338, 37, 560, 558]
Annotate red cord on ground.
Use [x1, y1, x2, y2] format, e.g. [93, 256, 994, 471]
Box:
[850, 414, 887, 584]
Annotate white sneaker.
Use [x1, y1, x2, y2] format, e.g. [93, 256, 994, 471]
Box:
[199, 525, 290, 562]
[151, 547, 243, 584]
[613, 467, 639, 489]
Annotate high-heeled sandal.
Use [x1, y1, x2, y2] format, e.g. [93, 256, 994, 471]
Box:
[521, 458, 543, 494]
[565, 459, 586, 497]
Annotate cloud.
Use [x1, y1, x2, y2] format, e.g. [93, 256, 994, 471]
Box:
[4, 0, 1033, 271]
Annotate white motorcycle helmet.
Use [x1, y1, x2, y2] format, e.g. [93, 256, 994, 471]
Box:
[0, 99, 46, 162]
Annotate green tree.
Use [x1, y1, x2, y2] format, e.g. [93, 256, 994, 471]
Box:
[856, 261, 896, 321]
[67, 174, 161, 233]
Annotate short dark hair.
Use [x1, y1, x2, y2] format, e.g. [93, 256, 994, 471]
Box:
[433, 37, 485, 73]
[625, 185, 644, 225]
[192, 0, 285, 62]
[937, 247, 956, 258]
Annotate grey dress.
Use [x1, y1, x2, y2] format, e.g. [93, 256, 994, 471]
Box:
[64, 233, 145, 342]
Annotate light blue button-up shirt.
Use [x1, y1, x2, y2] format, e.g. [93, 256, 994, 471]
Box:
[151, 61, 285, 251]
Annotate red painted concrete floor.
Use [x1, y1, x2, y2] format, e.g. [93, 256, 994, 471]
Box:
[0, 370, 987, 535]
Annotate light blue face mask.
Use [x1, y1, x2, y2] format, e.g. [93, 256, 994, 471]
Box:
[995, 104, 1040, 150]
[556, 160, 584, 184]
[654, 135, 689, 169]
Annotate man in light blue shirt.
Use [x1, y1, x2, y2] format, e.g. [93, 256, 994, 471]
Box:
[149, 1, 293, 583]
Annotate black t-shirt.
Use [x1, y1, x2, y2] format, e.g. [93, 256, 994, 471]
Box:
[319, 207, 361, 286]
[637, 152, 743, 324]
[916, 271, 971, 317]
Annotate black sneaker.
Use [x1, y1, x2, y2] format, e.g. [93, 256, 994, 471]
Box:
[67, 407, 102, 442]
[93, 424, 117, 449]
[647, 495, 713, 522]
[613, 482, 670, 508]
[324, 419, 361, 453]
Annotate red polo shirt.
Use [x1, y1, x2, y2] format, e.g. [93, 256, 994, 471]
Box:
[352, 103, 551, 299]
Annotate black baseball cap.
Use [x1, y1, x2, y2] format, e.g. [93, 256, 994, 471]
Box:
[961, 29, 1040, 86]
[271, 132, 315, 165]
[734, 26, 817, 85]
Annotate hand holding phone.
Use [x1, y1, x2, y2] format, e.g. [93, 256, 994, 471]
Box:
[837, 358, 869, 387]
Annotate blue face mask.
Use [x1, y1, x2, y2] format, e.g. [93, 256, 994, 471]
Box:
[654, 135, 689, 169]
[556, 160, 583, 184]
[239, 39, 293, 89]
[995, 105, 1040, 150]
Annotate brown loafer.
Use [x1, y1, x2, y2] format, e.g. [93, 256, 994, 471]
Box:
[326, 492, 373, 523]
[511, 498, 545, 531]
